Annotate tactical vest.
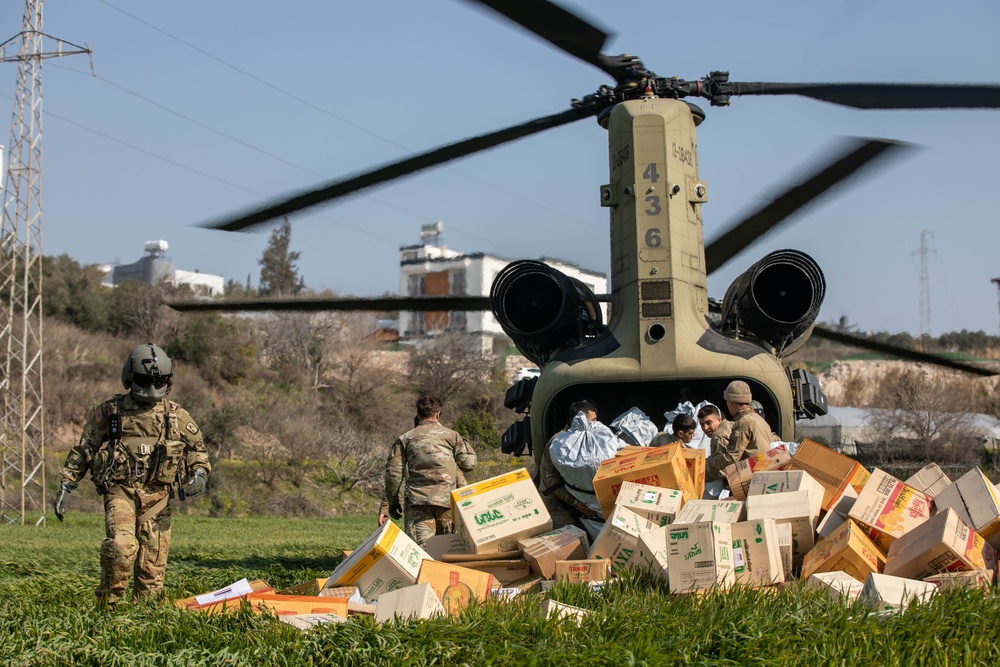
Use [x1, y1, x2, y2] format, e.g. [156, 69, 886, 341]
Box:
[90, 395, 186, 489]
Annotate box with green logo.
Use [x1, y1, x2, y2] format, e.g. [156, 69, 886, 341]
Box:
[667, 521, 734, 594]
[450, 468, 552, 554]
[323, 521, 430, 603]
[731, 518, 784, 586]
[615, 481, 683, 527]
[587, 505, 658, 572]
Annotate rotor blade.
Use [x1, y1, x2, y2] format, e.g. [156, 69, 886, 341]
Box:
[811, 325, 997, 377]
[728, 82, 1000, 110]
[705, 138, 911, 275]
[462, 0, 621, 78]
[204, 105, 600, 232]
[167, 296, 492, 313]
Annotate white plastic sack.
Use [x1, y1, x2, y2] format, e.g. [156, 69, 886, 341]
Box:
[610, 406, 658, 447]
[550, 413, 628, 505]
[664, 400, 717, 454]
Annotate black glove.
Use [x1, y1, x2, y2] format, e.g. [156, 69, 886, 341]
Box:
[388, 499, 403, 520]
[184, 468, 208, 497]
[53, 481, 72, 522]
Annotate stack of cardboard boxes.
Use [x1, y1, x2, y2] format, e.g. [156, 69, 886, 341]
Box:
[178, 440, 1000, 625]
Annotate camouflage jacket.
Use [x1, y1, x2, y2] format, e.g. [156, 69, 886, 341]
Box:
[60, 393, 211, 492]
[384, 420, 477, 509]
[707, 408, 774, 480]
[705, 419, 735, 481]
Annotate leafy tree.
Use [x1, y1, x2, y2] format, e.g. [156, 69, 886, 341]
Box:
[258, 219, 304, 297]
[41, 254, 113, 331]
[408, 332, 496, 402]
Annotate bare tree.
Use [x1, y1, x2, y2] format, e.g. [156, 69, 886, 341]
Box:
[408, 332, 496, 402]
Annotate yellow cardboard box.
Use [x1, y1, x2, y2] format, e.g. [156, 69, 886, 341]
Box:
[323, 521, 430, 602]
[724, 445, 791, 501]
[593, 444, 697, 516]
[277, 578, 328, 596]
[450, 468, 552, 553]
[884, 508, 997, 580]
[801, 517, 885, 583]
[682, 448, 706, 501]
[847, 468, 933, 555]
[788, 439, 867, 510]
[554, 558, 610, 583]
[416, 559, 495, 615]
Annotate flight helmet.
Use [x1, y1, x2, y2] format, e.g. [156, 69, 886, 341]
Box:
[121, 343, 173, 402]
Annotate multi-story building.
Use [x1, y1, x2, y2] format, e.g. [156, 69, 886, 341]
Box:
[110, 240, 224, 297]
[398, 223, 607, 355]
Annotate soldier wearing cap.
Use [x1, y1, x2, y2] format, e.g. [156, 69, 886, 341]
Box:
[380, 396, 477, 547]
[53, 343, 211, 605]
[705, 380, 775, 482]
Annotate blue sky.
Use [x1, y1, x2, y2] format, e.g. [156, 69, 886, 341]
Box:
[2, 0, 998, 336]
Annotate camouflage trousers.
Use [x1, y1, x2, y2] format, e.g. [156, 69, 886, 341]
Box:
[96, 483, 173, 604]
[404, 504, 453, 548]
[542, 495, 585, 532]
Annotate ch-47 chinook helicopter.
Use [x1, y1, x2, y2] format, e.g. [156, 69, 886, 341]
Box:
[175, 0, 999, 463]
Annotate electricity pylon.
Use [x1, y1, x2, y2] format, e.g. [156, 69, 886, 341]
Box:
[0, 0, 89, 525]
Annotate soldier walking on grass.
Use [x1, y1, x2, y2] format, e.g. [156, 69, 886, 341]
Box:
[379, 396, 477, 547]
[53, 343, 211, 605]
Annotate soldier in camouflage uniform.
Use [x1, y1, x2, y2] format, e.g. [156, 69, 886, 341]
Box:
[53, 343, 211, 605]
[705, 381, 774, 481]
[379, 396, 477, 547]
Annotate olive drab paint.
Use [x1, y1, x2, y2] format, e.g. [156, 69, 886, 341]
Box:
[530, 98, 797, 471]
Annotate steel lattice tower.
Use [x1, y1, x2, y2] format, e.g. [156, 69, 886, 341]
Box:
[0, 0, 88, 525]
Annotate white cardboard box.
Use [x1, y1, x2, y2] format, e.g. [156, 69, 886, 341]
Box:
[860, 572, 936, 613]
[667, 521, 734, 594]
[674, 499, 745, 525]
[588, 505, 658, 571]
[745, 491, 819, 568]
[806, 571, 865, 603]
[324, 521, 430, 602]
[615, 481, 684, 527]
[451, 468, 553, 553]
[374, 582, 445, 623]
[731, 519, 784, 586]
[933, 467, 1000, 550]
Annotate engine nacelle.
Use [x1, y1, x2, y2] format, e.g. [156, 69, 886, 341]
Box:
[721, 249, 826, 353]
[490, 260, 603, 366]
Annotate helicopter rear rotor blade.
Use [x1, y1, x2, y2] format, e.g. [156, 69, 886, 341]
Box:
[704, 138, 911, 276]
[203, 105, 601, 232]
[727, 82, 1000, 110]
[810, 326, 997, 377]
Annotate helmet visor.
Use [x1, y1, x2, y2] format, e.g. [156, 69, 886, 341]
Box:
[133, 374, 171, 389]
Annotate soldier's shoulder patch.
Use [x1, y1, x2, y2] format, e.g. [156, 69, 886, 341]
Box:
[185, 421, 199, 435]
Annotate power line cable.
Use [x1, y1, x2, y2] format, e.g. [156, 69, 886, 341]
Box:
[92, 0, 604, 231]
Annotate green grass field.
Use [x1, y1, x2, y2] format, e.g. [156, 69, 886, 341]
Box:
[3, 514, 1000, 666]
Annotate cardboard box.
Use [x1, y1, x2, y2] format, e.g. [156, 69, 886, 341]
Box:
[674, 500, 745, 525]
[682, 448, 706, 500]
[174, 579, 273, 612]
[884, 508, 997, 580]
[801, 517, 885, 583]
[860, 572, 936, 613]
[504, 574, 545, 593]
[374, 582, 445, 623]
[416, 559, 495, 615]
[347, 602, 377, 616]
[631, 525, 670, 581]
[905, 463, 952, 498]
[806, 571, 866, 602]
[731, 519, 784, 586]
[745, 491, 819, 568]
[775, 523, 793, 581]
[924, 570, 994, 592]
[934, 467, 1000, 550]
[554, 558, 610, 583]
[279, 613, 347, 630]
[318, 586, 364, 603]
[847, 468, 934, 555]
[614, 481, 684, 527]
[323, 521, 431, 602]
[816, 484, 859, 540]
[747, 470, 825, 520]
[245, 593, 349, 618]
[724, 445, 792, 501]
[277, 578, 329, 596]
[450, 468, 552, 554]
[667, 521, 734, 594]
[588, 505, 658, 571]
[518, 526, 590, 579]
[593, 444, 697, 516]
[423, 534, 470, 560]
[788, 439, 867, 510]
[540, 599, 591, 625]
[461, 559, 532, 585]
